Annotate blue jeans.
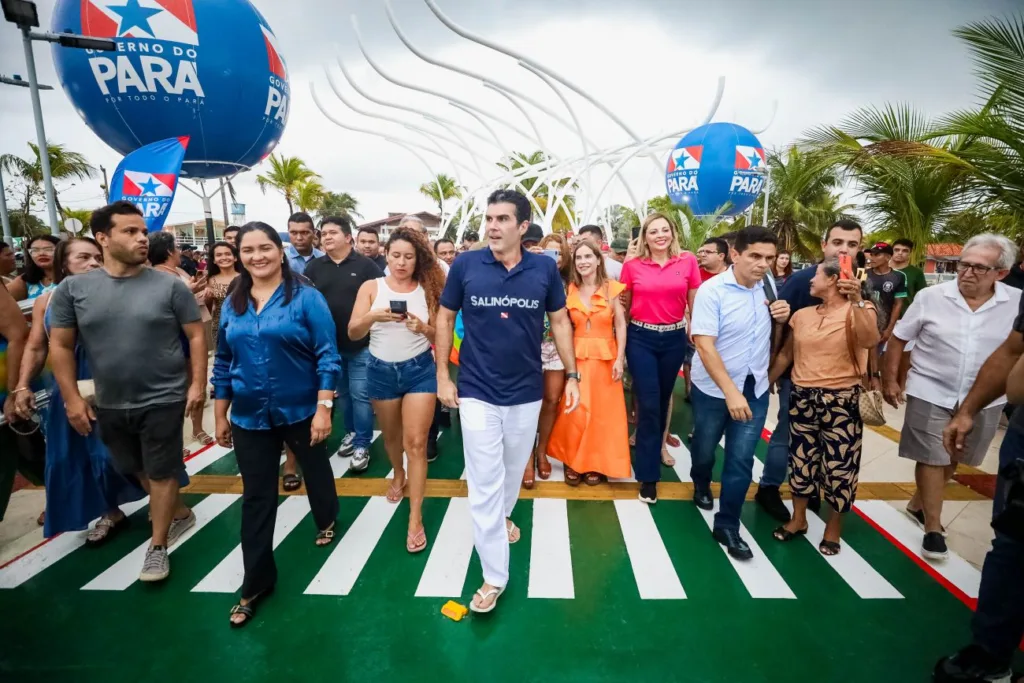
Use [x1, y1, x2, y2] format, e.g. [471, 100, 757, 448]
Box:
[760, 376, 791, 487]
[690, 375, 770, 532]
[971, 426, 1024, 668]
[624, 324, 687, 483]
[337, 348, 374, 449]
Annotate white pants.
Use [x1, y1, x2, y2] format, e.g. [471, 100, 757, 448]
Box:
[459, 397, 543, 588]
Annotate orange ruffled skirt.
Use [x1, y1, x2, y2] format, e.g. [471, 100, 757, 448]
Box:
[547, 357, 631, 478]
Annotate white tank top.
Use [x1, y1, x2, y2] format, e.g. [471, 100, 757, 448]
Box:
[369, 277, 431, 362]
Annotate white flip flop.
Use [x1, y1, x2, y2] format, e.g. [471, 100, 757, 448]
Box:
[469, 586, 505, 614]
[506, 521, 520, 544]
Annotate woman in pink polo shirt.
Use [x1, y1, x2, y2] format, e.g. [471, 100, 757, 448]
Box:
[621, 212, 702, 504]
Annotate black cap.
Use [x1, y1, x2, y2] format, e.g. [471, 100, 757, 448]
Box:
[867, 241, 894, 255]
[462, 231, 479, 243]
[523, 223, 544, 245]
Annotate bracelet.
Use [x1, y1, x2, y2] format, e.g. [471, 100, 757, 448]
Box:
[10, 387, 30, 395]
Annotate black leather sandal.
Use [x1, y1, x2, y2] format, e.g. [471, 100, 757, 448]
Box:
[772, 526, 808, 542]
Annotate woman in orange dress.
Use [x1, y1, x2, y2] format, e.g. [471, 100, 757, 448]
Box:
[547, 240, 631, 485]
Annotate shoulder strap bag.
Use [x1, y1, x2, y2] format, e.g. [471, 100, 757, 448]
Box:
[845, 304, 886, 427]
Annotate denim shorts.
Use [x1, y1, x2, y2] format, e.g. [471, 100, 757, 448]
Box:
[367, 350, 438, 401]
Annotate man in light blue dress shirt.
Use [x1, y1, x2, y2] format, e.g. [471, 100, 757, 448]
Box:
[285, 212, 324, 275]
[689, 226, 790, 561]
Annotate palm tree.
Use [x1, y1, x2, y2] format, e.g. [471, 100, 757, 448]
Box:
[255, 153, 319, 214]
[803, 104, 971, 261]
[0, 142, 95, 218]
[294, 180, 325, 214]
[320, 191, 362, 219]
[927, 16, 1024, 215]
[419, 173, 462, 219]
[497, 151, 578, 232]
[645, 195, 735, 253]
[61, 207, 94, 236]
[753, 147, 856, 259]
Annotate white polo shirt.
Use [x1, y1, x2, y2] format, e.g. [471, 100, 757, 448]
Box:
[893, 279, 1020, 409]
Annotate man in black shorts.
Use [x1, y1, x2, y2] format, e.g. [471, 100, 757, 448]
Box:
[864, 242, 908, 347]
[49, 201, 207, 583]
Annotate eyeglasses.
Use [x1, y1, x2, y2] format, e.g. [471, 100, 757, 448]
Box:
[696, 249, 721, 256]
[29, 247, 55, 255]
[956, 261, 996, 274]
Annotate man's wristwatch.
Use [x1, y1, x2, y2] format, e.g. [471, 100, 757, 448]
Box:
[317, 399, 334, 409]
[566, 372, 581, 382]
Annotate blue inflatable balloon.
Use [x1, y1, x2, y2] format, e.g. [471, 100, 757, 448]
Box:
[51, 0, 290, 179]
[665, 122, 766, 216]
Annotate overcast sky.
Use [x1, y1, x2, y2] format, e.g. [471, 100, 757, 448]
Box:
[0, 0, 1016, 231]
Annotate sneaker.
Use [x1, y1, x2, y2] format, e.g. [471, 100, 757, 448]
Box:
[755, 485, 791, 522]
[922, 531, 949, 561]
[350, 446, 370, 473]
[139, 545, 170, 582]
[934, 645, 1013, 682]
[334, 432, 355, 458]
[166, 509, 196, 547]
[638, 482, 657, 504]
[905, 506, 948, 537]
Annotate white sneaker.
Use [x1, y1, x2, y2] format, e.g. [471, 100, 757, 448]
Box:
[139, 545, 170, 582]
[334, 432, 355, 457]
[167, 509, 196, 547]
[350, 447, 370, 472]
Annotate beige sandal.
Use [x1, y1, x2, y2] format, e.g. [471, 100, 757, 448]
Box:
[661, 446, 676, 467]
[193, 430, 215, 446]
[506, 520, 520, 544]
[470, 585, 505, 613]
[407, 527, 427, 553]
[386, 478, 407, 504]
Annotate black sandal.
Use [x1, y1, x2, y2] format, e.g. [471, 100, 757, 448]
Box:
[772, 526, 808, 542]
[282, 473, 302, 492]
[228, 587, 273, 628]
[819, 540, 841, 556]
[315, 525, 335, 547]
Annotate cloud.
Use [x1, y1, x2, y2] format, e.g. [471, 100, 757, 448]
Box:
[0, 0, 1015, 232]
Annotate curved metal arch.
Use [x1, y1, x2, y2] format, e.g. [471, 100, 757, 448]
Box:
[422, 0, 665, 174]
[350, 14, 541, 150]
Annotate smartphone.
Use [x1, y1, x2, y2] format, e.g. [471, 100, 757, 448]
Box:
[389, 300, 408, 319]
[839, 253, 854, 280]
[542, 249, 559, 261]
[631, 226, 641, 240]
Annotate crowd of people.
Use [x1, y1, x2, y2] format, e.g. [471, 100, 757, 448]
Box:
[1, 188, 1023, 681]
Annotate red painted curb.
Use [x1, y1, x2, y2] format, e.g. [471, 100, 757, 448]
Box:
[0, 442, 218, 571]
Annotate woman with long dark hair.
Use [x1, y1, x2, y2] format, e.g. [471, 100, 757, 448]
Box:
[773, 250, 794, 288]
[205, 240, 241, 334]
[213, 222, 341, 627]
[348, 227, 444, 553]
[7, 235, 59, 302]
[522, 233, 571, 487]
[14, 237, 150, 540]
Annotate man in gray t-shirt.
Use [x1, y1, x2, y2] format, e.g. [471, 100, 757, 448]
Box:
[49, 201, 207, 584]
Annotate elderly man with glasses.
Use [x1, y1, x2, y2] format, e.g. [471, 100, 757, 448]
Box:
[882, 233, 1020, 562]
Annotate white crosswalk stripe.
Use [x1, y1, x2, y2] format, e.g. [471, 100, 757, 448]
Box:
[192, 496, 312, 594]
[783, 501, 903, 599]
[82, 494, 240, 591]
[696, 501, 796, 599]
[614, 500, 686, 599]
[529, 498, 574, 599]
[416, 470, 472, 598]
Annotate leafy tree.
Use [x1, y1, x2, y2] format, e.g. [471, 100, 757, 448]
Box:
[294, 180, 325, 214]
[0, 142, 95, 219]
[419, 173, 462, 220]
[60, 208, 94, 236]
[7, 210, 47, 238]
[319, 191, 362, 219]
[255, 153, 319, 214]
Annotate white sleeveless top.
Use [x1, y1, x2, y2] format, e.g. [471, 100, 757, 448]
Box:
[369, 277, 431, 362]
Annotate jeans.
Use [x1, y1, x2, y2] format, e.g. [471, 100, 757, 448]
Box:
[690, 375, 770, 532]
[971, 426, 1024, 668]
[624, 324, 687, 483]
[337, 348, 374, 449]
[760, 376, 791, 488]
[231, 416, 339, 599]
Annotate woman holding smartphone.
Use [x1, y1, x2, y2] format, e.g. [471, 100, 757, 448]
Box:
[348, 227, 445, 553]
[213, 223, 341, 627]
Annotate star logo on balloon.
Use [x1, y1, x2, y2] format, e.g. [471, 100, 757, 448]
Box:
[734, 146, 766, 171]
[137, 176, 161, 195]
[122, 171, 176, 197]
[108, 0, 163, 36]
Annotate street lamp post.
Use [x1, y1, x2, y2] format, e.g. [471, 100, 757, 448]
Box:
[3, 0, 116, 237]
[0, 165, 11, 243]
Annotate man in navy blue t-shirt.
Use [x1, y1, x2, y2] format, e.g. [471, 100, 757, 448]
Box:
[435, 189, 579, 614]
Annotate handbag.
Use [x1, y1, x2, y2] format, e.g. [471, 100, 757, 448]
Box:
[844, 305, 886, 426]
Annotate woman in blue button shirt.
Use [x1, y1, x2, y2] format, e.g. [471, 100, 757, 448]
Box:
[212, 222, 341, 628]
